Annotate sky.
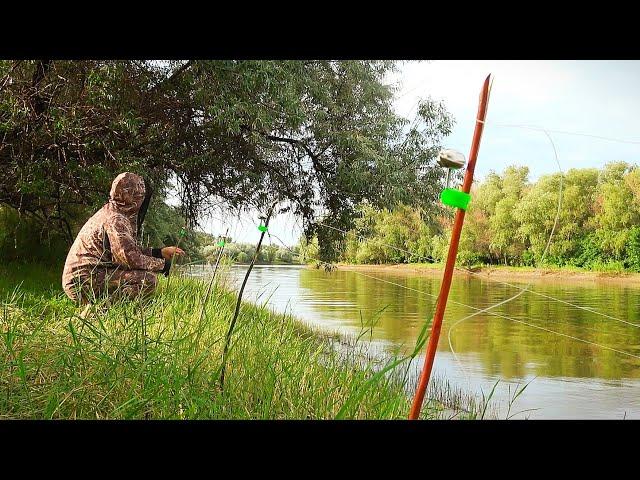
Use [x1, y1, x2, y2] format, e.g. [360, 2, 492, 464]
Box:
[200, 60, 640, 247]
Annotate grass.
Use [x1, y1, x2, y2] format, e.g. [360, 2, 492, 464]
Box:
[339, 261, 637, 277]
[0, 263, 491, 420]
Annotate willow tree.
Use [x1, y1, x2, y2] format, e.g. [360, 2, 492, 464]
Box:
[0, 60, 452, 259]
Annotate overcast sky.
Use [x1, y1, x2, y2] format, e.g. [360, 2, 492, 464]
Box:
[201, 60, 640, 247]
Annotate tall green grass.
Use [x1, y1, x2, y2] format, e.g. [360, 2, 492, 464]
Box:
[0, 264, 490, 419]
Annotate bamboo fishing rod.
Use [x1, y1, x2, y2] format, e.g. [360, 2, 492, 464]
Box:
[408, 74, 492, 420]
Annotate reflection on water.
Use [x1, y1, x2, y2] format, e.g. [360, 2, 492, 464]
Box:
[189, 264, 640, 419]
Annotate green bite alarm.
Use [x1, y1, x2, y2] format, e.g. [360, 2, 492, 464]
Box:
[440, 188, 471, 210]
[438, 149, 471, 210]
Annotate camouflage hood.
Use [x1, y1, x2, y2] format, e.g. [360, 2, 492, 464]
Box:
[109, 172, 146, 216]
[62, 171, 166, 296]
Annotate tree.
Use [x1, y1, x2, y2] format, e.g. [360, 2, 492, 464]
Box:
[201, 245, 218, 262]
[553, 168, 599, 265]
[489, 166, 529, 264]
[515, 173, 562, 264]
[1, 60, 452, 261]
[592, 162, 640, 261]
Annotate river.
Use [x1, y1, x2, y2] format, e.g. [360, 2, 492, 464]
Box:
[187, 263, 640, 419]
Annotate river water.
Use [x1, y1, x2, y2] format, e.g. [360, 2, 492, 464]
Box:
[188, 263, 640, 419]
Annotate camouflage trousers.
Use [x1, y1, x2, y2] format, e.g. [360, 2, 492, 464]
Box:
[63, 268, 159, 305]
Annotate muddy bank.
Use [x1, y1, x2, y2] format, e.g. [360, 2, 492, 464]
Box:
[332, 263, 640, 285]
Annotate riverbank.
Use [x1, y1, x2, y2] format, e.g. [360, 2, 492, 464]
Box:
[0, 263, 485, 419]
[336, 263, 640, 285]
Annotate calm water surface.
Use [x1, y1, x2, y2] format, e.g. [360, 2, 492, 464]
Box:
[188, 264, 640, 419]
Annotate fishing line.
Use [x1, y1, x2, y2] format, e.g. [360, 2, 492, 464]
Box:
[317, 221, 439, 263]
[300, 102, 640, 329]
[278, 124, 640, 379]
[489, 123, 640, 146]
[323, 268, 630, 338]
[448, 125, 564, 383]
[269, 231, 633, 338]
[268, 232, 640, 361]
[314, 218, 636, 330]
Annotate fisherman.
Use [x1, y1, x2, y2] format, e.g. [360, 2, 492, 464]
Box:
[62, 172, 185, 304]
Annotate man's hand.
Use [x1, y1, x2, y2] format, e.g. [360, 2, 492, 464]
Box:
[161, 246, 185, 260]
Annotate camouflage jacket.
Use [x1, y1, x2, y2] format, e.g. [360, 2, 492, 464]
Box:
[62, 173, 169, 292]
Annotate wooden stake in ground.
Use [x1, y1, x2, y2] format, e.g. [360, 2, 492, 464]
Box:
[409, 74, 492, 420]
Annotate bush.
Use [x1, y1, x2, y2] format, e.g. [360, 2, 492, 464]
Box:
[0, 206, 69, 265]
[520, 250, 536, 267]
[625, 226, 640, 272]
[430, 235, 449, 263]
[574, 233, 603, 268]
[201, 245, 217, 261]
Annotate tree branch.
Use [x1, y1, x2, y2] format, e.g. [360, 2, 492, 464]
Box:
[147, 60, 194, 95]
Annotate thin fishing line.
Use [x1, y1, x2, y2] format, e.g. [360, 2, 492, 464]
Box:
[395, 71, 435, 100]
[498, 287, 640, 328]
[448, 126, 564, 382]
[476, 118, 640, 146]
[331, 268, 622, 337]
[314, 217, 635, 330]
[269, 231, 640, 362]
[270, 231, 625, 337]
[491, 123, 640, 146]
[301, 107, 634, 329]
[317, 221, 439, 263]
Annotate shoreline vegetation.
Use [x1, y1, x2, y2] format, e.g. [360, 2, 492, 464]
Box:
[293, 163, 640, 280]
[332, 262, 640, 284]
[0, 263, 498, 420]
[188, 258, 640, 287]
[223, 255, 640, 283]
[195, 256, 640, 282]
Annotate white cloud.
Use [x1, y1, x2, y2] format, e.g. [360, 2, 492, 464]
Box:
[393, 61, 575, 122]
[200, 61, 640, 244]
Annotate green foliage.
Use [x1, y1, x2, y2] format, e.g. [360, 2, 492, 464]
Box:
[625, 226, 640, 272]
[314, 162, 640, 272]
[297, 236, 320, 264]
[3, 264, 471, 419]
[200, 239, 298, 265]
[0, 206, 69, 264]
[1, 60, 452, 253]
